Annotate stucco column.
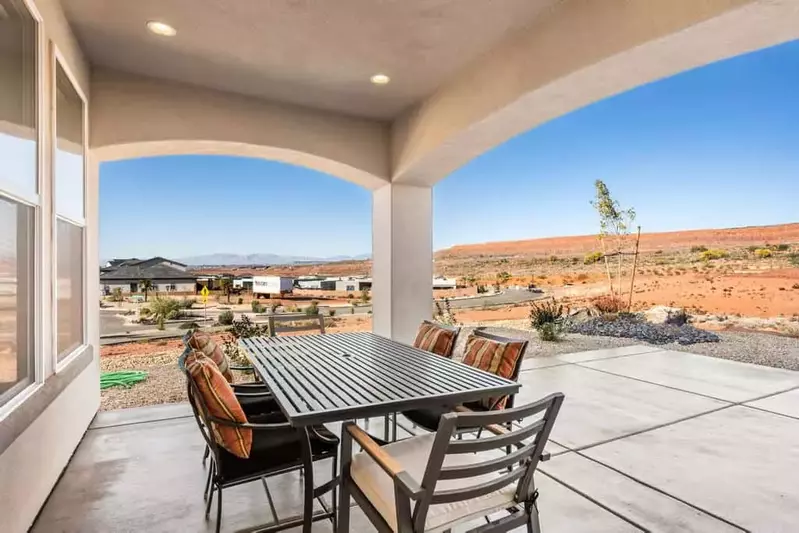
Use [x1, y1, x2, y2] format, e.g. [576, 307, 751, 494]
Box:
[372, 183, 432, 343]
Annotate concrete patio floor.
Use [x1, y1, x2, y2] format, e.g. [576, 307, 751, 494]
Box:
[33, 345, 799, 532]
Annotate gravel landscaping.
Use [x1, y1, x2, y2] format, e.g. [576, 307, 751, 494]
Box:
[568, 314, 720, 345]
[474, 323, 799, 371]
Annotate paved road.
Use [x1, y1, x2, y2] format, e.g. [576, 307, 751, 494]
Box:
[443, 288, 547, 309]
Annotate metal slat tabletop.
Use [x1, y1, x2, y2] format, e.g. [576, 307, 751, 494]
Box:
[240, 332, 520, 427]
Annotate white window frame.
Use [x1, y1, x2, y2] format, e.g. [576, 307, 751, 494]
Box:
[51, 44, 89, 373]
[0, 0, 44, 416]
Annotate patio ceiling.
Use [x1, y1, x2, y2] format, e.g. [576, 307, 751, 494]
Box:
[60, 0, 558, 119]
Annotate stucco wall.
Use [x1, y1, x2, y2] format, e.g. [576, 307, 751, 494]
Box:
[390, 0, 799, 185]
[90, 69, 391, 190]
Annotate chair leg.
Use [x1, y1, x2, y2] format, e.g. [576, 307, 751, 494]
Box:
[202, 444, 209, 466]
[204, 461, 213, 500]
[527, 501, 542, 533]
[383, 414, 390, 442]
[338, 424, 353, 533]
[205, 481, 215, 518]
[299, 429, 315, 533]
[391, 413, 398, 442]
[331, 455, 339, 532]
[216, 486, 223, 533]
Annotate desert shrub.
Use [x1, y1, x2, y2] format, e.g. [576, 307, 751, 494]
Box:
[156, 315, 165, 331]
[571, 257, 580, 265]
[269, 300, 280, 313]
[476, 284, 488, 294]
[360, 288, 371, 303]
[329, 309, 336, 317]
[237, 297, 244, 305]
[698, 249, 728, 262]
[285, 305, 300, 313]
[179, 321, 200, 330]
[346, 293, 354, 299]
[148, 297, 184, 322]
[690, 245, 708, 253]
[774, 243, 790, 252]
[227, 314, 268, 339]
[754, 248, 772, 259]
[653, 250, 663, 255]
[576, 273, 589, 282]
[584, 251, 603, 265]
[179, 297, 196, 309]
[789, 253, 799, 267]
[792, 283, 799, 290]
[305, 301, 320, 316]
[433, 298, 458, 326]
[591, 294, 626, 315]
[529, 299, 568, 341]
[111, 287, 124, 302]
[139, 307, 152, 318]
[665, 308, 690, 326]
[747, 245, 759, 253]
[549, 255, 558, 263]
[218, 310, 234, 325]
[251, 300, 265, 313]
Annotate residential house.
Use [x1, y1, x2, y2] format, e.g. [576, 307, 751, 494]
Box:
[100, 257, 197, 295]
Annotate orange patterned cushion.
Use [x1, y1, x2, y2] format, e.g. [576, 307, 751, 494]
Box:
[462, 334, 525, 410]
[413, 322, 457, 358]
[187, 330, 234, 383]
[185, 350, 252, 458]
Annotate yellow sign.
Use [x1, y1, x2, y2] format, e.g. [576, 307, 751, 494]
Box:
[200, 286, 209, 303]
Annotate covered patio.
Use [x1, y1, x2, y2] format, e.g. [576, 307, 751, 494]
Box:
[33, 345, 799, 532]
[3, 1, 799, 531]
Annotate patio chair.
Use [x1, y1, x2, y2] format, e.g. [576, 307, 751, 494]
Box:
[384, 321, 460, 441]
[339, 393, 565, 533]
[268, 313, 326, 336]
[186, 368, 339, 533]
[400, 328, 528, 434]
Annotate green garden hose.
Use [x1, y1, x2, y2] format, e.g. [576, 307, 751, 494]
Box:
[100, 371, 148, 390]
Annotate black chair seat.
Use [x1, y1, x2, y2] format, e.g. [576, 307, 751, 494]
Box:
[236, 394, 281, 417]
[215, 420, 338, 483]
[403, 401, 487, 432]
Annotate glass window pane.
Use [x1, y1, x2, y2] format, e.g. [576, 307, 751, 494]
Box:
[56, 219, 83, 361]
[55, 63, 84, 221]
[0, 0, 38, 199]
[0, 195, 35, 406]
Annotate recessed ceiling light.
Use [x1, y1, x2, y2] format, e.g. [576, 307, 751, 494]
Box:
[147, 21, 177, 37]
[370, 74, 390, 85]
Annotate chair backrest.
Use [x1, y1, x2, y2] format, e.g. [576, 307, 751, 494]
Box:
[413, 393, 564, 532]
[268, 313, 326, 336]
[471, 328, 529, 409]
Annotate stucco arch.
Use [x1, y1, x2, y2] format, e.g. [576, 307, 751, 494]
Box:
[391, 0, 799, 186]
[90, 69, 391, 190]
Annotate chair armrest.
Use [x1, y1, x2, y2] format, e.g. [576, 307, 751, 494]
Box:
[208, 415, 291, 430]
[229, 364, 254, 371]
[232, 382, 266, 389]
[346, 424, 424, 499]
[234, 391, 274, 398]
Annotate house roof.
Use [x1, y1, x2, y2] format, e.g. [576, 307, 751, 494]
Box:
[100, 263, 198, 282]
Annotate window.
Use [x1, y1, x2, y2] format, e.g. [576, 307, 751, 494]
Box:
[54, 61, 85, 363]
[0, 0, 37, 406]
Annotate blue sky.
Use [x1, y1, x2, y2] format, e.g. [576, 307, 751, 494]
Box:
[100, 40, 799, 259]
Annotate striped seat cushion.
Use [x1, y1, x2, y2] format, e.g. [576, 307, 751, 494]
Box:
[413, 322, 457, 358]
[186, 330, 234, 383]
[462, 334, 524, 410]
[185, 350, 252, 458]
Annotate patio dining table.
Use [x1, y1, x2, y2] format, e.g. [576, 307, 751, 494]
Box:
[239, 331, 520, 532]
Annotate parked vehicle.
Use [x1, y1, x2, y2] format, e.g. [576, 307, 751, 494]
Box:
[252, 276, 294, 298]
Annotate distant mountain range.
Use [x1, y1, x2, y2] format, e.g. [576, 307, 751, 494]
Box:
[177, 253, 371, 266]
